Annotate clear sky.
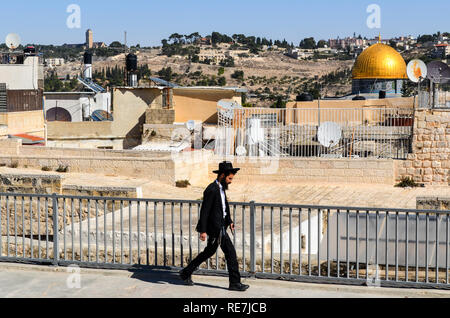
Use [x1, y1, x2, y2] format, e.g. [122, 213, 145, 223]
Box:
[0, 0, 449, 46]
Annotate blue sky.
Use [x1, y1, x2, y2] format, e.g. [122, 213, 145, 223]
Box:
[0, 0, 449, 46]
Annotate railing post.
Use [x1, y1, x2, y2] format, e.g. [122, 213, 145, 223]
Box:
[250, 201, 256, 276]
[52, 193, 59, 266]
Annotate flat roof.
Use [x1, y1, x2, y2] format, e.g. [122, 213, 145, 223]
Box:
[112, 86, 247, 93]
[44, 91, 96, 95]
[173, 86, 247, 93]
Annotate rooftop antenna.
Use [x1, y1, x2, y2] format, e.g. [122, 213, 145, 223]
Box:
[124, 31, 128, 53]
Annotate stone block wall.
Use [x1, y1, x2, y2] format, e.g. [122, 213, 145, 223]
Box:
[208, 157, 395, 184]
[0, 139, 22, 156]
[395, 109, 450, 185]
[145, 109, 175, 125]
[0, 173, 63, 194]
[417, 197, 450, 210]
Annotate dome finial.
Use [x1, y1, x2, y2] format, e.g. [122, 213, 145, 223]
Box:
[378, 33, 381, 43]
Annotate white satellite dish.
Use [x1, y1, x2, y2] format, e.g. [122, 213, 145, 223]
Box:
[318, 122, 342, 148]
[5, 33, 21, 50]
[407, 59, 427, 83]
[218, 99, 242, 109]
[186, 120, 195, 131]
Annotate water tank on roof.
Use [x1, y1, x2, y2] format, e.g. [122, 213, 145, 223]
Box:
[296, 93, 313, 102]
[126, 53, 138, 72]
[24, 46, 36, 56]
[84, 51, 93, 65]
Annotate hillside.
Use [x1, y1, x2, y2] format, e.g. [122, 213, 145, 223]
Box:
[50, 47, 354, 107]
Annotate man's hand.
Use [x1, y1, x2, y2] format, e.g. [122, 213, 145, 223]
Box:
[200, 233, 207, 241]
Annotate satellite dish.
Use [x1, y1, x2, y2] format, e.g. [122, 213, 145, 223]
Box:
[427, 61, 450, 84]
[407, 59, 427, 83]
[218, 99, 241, 109]
[5, 33, 21, 50]
[236, 146, 247, 156]
[186, 120, 195, 131]
[318, 122, 342, 148]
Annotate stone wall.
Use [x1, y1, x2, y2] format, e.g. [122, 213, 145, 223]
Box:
[0, 173, 62, 194]
[0, 139, 22, 156]
[0, 156, 175, 184]
[208, 157, 395, 184]
[395, 109, 450, 185]
[417, 197, 450, 210]
[145, 109, 175, 125]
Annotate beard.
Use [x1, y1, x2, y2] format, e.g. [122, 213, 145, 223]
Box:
[220, 178, 229, 191]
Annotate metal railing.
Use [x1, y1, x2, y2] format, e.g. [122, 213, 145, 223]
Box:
[419, 86, 450, 109]
[1, 192, 450, 289]
[216, 106, 414, 159]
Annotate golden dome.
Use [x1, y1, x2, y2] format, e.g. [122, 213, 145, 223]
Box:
[352, 43, 407, 80]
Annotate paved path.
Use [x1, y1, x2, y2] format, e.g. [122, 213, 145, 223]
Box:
[0, 263, 449, 298]
[2, 167, 449, 209]
[141, 181, 449, 209]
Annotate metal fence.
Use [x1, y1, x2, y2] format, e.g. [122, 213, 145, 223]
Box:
[216, 106, 414, 159]
[419, 85, 450, 109]
[1, 192, 450, 289]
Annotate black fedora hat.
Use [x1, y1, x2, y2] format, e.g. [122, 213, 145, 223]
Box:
[213, 161, 240, 174]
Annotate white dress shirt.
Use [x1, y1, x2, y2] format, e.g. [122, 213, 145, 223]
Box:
[216, 180, 227, 219]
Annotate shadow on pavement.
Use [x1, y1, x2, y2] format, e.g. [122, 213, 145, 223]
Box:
[128, 268, 229, 291]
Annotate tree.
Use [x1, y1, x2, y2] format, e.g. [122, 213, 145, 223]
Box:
[219, 56, 235, 67]
[109, 41, 123, 48]
[299, 37, 316, 49]
[218, 67, 225, 76]
[158, 67, 173, 82]
[417, 34, 434, 43]
[217, 76, 226, 86]
[317, 40, 327, 48]
[231, 70, 244, 81]
[271, 96, 286, 108]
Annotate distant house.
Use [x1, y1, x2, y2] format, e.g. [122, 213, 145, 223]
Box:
[93, 42, 107, 49]
[433, 43, 450, 58]
[196, 37, 211, 45]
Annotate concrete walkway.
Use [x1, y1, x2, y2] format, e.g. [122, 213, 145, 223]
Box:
[0, 263, 449, 298]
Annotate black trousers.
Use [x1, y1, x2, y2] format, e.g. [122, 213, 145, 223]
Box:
[182, 230, 241, 284]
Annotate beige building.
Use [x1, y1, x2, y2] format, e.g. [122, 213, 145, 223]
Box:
[46, 85, 245, 149]
[198, 49, 227, 65]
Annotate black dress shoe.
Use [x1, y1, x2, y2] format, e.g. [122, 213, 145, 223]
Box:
[229, 283, 249, 291]
[179, 270, 194, 286]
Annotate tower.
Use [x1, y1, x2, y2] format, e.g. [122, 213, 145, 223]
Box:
[86, 29, 93, 49]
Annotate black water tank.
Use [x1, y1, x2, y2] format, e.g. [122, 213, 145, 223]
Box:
[84, 51, 93, 64]
[23, 46, 36, 55]
[296, 93, 313, 102]
[126, 53, 138, 72]
[379, 90, 386, 99]
[352, 95, 366, 101]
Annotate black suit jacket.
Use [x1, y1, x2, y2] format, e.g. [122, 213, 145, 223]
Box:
[196, 181, 233, 237]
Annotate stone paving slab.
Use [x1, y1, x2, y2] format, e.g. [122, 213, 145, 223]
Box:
[0, 263, 449, 298]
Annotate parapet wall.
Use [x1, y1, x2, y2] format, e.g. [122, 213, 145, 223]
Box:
[208, 157, 395, 185]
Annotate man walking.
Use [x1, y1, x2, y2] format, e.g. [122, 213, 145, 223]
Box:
[179, 161, 249, 292]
